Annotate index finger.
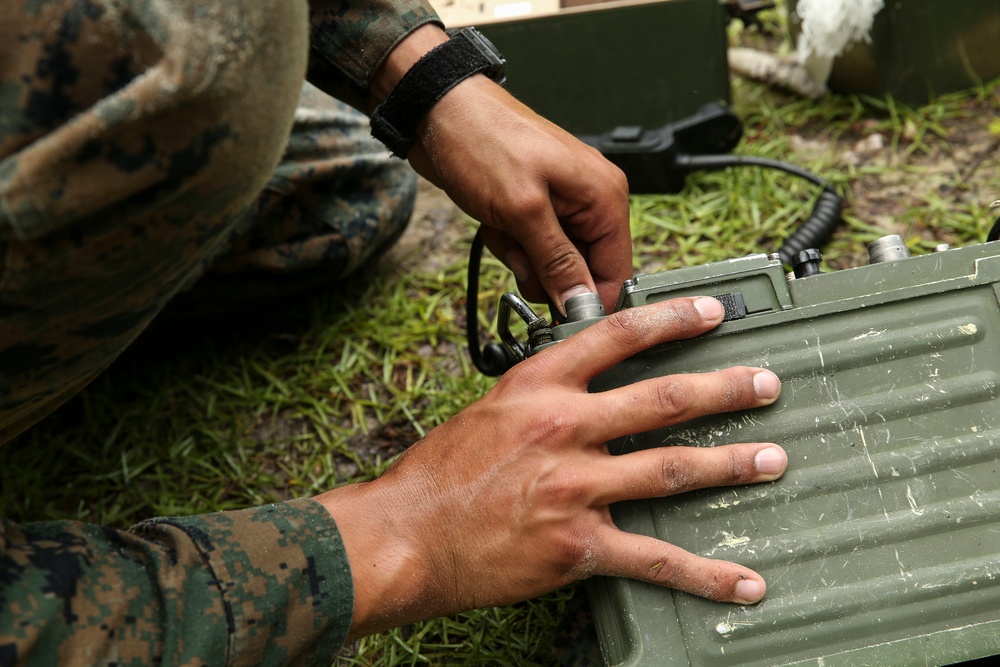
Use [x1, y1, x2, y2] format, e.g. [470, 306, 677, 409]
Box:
[530, 297, 727, 388]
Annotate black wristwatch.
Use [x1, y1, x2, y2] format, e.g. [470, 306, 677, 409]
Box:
[370, 27, 508, 158]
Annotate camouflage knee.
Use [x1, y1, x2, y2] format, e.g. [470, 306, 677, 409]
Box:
[169, 83, 418, 309]
[0, 0, 310, 443]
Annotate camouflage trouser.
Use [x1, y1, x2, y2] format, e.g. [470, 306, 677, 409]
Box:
[0, 0, 417, 445]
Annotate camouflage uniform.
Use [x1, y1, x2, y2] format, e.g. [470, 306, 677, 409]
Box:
[1, 1, 439, 664]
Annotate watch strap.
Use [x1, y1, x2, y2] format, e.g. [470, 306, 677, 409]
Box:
[370, 28, 506, 158]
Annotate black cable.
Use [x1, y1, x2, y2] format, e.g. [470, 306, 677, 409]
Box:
[988, 216, 1000, 243]
[778, 187, 842, 265]
[676, 153, 827, 186]
[676, 153, 842, 265]
[466, 229, 517, 376]
[466, 229, 489, 372]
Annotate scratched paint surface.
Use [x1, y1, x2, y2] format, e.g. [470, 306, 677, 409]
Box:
[587, 244, 1000, 667]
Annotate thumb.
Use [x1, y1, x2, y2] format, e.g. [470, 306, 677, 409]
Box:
[518, 215, 597, 314]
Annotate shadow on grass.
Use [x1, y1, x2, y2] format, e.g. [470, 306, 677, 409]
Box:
[0, 259, 397, 525]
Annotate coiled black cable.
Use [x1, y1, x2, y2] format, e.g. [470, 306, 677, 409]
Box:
[778, 187, 842, 265]
[675, 154, 843, 265]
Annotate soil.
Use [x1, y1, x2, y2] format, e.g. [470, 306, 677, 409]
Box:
[386, 176, 469, 274]
[791, 92, 1000, 269]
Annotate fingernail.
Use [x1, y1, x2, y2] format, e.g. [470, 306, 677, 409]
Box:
[754, 447, 786, 475]
[693, 297, 723, 321]
[753, 370, 780, 400]
[734, 578, 765, 604]
[559, 284, 592, 308]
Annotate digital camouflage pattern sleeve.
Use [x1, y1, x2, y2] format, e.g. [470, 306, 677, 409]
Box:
[308, 0, 442, 111]
[1, 500, 353, 666]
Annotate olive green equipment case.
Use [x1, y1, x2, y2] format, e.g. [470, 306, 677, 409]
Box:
[542, 240, 1000, 666]
[459, 0, 732, 135]
[788, 0, 1000, 105]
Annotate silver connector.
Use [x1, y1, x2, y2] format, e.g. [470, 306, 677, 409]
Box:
[868, 234, 911, 264]
[564, 292, 606, 322]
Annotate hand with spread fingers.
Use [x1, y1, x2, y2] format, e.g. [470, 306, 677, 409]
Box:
[316, 296, 786, 639]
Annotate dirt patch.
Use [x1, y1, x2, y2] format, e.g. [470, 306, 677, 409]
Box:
[826, 95, 999, 268]
[386, 176, 466, 274]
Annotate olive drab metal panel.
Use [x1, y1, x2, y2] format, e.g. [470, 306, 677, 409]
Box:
[446, 0, 732, 135]
[552, 241, 1000, 666]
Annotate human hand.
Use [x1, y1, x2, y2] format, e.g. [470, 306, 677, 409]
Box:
[407, 75, 631, 314]
[316, 296, 786, 639]
[369, 24, 630, 313]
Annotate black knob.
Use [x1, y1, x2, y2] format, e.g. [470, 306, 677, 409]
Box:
[793, 248, 823, 278]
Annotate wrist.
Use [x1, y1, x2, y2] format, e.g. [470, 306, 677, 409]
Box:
[369, 26, 508, 158]
[314, 481, 437, 639]
[370, 24, 449, 111]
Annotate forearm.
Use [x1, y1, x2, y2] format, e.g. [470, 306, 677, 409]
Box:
[369, 24, 449, 109]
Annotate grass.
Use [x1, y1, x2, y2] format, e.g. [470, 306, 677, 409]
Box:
[2, 6, 1000, 666]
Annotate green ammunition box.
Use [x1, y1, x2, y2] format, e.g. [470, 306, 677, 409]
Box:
[789, 0, 1000, 105]
[449, 0, 732, 135]
[546, 241, 1000, 666]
